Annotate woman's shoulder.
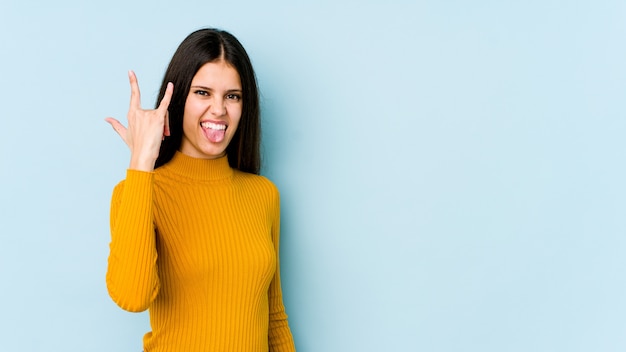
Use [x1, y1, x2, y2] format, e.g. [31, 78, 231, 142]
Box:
[233, 170, 280, 194]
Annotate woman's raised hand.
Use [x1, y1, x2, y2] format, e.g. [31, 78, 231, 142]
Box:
[105, 70, 174, 171]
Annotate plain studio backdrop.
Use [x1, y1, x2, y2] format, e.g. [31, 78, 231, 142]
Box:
[1, 1, 625, 351]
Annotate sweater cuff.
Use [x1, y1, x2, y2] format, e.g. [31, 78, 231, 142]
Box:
[123, 168, 154, 195]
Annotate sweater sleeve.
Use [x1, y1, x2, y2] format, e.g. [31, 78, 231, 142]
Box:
[268, 190, 296, 351]
[106, 169, 160, 312]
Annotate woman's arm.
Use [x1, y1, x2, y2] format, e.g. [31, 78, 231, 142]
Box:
[106, 171, 160, 312]
[268, 191, 296, 351]
[104, 71, 172, 311]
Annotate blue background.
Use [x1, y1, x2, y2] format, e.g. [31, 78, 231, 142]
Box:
[1, 1, 625, 351]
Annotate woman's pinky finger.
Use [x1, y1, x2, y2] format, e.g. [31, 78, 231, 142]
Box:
[158, 82, 174, 112]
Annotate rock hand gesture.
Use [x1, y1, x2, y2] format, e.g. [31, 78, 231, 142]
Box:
[105, 70, 174, 172]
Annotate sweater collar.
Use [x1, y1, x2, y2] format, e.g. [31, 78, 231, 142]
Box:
[162, 152, 234, 181]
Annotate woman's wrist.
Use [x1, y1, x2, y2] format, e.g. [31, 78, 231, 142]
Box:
[129, 153, 157, 172]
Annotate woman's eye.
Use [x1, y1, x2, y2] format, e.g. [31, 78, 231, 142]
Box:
[195, 90, 209, 96]
[226, 94, 241, 101]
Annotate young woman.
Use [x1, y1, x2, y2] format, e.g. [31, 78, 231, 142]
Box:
[105, 28, 296, 352]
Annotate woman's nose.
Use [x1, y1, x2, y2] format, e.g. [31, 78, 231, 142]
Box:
[210, 98, 227, 116]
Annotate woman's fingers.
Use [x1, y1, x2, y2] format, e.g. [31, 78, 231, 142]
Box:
[105, 117, 130, 147]
[128, 70, 142, 110]
[158, 82, 174, 112]
[164, 110, 171, 137]
[158, 82, 173, 140]
[109, 71, 172, 152]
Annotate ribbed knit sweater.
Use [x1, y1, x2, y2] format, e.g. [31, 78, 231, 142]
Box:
[106, 152, 295, 352]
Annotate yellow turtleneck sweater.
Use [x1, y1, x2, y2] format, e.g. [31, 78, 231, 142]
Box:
[106, 152, 295, 352]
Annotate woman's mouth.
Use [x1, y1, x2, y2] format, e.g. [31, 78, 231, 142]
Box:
[200, 121, 227, 143]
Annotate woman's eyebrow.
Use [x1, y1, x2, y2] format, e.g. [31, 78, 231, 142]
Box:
[190, 85, 242, 93]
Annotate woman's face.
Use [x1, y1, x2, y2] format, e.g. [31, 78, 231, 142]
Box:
[179, 60, 243, 159]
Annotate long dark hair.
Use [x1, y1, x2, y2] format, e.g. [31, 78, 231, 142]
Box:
[153, 28, 261, 174]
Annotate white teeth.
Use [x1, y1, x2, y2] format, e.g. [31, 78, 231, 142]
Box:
[200, 122, 226, 130]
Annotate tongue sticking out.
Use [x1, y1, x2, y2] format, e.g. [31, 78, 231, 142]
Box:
[206, 128, 226, 143]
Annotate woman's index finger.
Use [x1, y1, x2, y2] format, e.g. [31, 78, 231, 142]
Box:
[128, 70, 142, 109]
